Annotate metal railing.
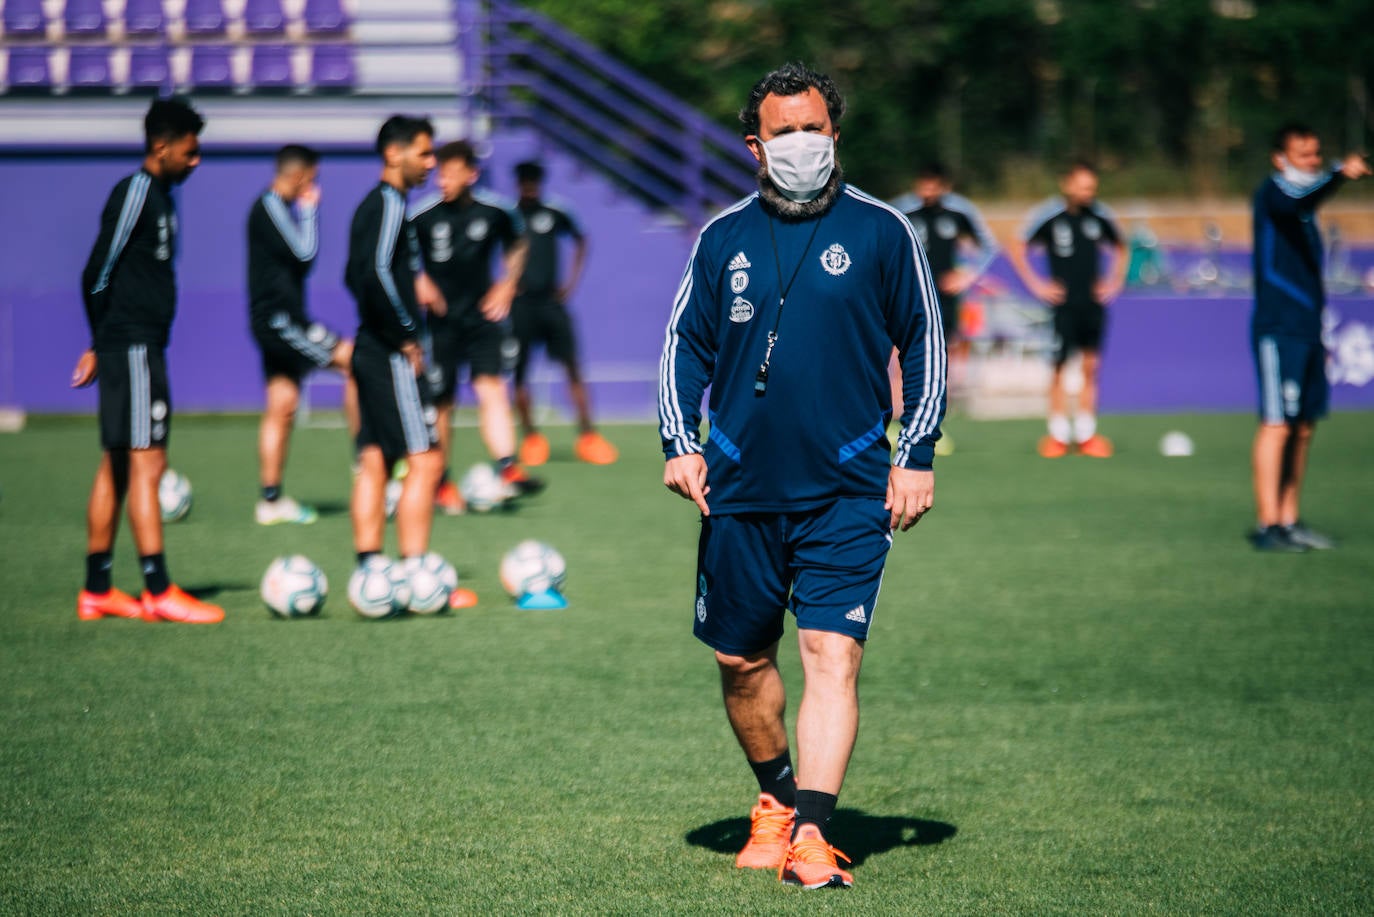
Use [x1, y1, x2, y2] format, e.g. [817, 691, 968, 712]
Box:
[460, 0, 755, 224]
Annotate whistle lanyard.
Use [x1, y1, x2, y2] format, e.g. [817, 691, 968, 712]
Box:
[755, 214, 824, 396]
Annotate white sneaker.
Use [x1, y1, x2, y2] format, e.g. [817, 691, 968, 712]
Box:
[255, 496, 318, 526]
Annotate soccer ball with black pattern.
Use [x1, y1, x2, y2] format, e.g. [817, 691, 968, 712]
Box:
[260, 555, 328, 618]
[499, 540, 567, 598]
[159, 469, 193, 522]
[348, 555, 412, 619]
[404, 552, 458, 614]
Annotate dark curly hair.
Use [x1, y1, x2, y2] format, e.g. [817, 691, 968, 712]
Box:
[739, 62, 846, 137]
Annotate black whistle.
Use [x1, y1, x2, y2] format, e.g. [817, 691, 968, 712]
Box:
[754, 366, 769, 396]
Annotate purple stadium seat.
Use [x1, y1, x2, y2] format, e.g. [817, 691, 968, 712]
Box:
[190, 44, 235, 91]
[243, 0, 286, 34]
[67, 46, 112, 92]
[64, 0, 108, 36]
[250, 44, 293, 91]
[6, 46, 52, 92]
[303, 0, 350, 34]
[2, 0, 47, 39]
[123, 0, 167, 36]
[310, 45, 354, 91]
[128, 45, 171, 93]
[184, 0, 227, 35]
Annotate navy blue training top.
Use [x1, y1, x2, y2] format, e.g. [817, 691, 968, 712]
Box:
[659, 185, 947, 515]
[1251, 167, 1348, 340]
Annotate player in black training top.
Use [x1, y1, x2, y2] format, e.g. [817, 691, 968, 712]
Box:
[72, 98, 224, 624]
[509, 160, 618, 468]
[344, 116, 475, 603]
[410, 140, 537, 514]
[900, 162, 999, 454]
[1010, 161, 1126, 459]
[247, 144, 357, 526]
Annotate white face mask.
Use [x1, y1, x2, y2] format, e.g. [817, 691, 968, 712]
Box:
[1277, 155, 1322, 190]
[760, 132, 835, 202]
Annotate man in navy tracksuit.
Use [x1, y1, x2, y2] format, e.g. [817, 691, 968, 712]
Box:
[1248, 122, 1368, 552]
[659, 63, 945, 890]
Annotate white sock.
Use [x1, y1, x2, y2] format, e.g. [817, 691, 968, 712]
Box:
[1073, 414, 1097, 443]
[1048, 415, 1071, 444]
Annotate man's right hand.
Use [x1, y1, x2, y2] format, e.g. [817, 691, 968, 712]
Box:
[1341, 153, 1371, 181]
[1035, 278, 1067, 305]
[663, 453, 710, 516]
[71, 349, 97, 388]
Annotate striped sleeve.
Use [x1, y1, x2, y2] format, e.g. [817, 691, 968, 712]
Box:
[262, 192, 318, 262]
[81, 173, 150, 338]
[944, 192, 1000, 280]
[376, 187, 416, 335]
[1020, 197, 1065, 243]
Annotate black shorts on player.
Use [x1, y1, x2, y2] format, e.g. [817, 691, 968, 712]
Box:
[1051, 302, 1106, 366]
[352, 334, 439, 468]
[427, 313, 518, 402]
[511, 292, 578, 386]
[255, 313, 339, 382]
[97, 344, 171, 450]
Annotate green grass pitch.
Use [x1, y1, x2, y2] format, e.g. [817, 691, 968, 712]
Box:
[1, 412, 1371, 914]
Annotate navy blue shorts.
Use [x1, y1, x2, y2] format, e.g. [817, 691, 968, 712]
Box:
[693, 498, 893, 655]
[1253, 334, 1328, 424]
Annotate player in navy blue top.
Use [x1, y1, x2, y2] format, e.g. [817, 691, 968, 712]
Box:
[71, 98, 225, 624]
[1009, 161, 1126, 458]
[659, 63, 944, 890]
[1247, 123, 1368, 552]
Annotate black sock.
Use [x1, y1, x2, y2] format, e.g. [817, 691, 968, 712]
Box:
[439, 468, 451, 486]
[85, 552, 113, 594]
[793, 790, 838, 838]
[262, 484, 282, 502]
[357, 550, 380, 566]
[139, 554, 170, 596]
[498, 455, 515, 472]
[749, 752, 797, 808]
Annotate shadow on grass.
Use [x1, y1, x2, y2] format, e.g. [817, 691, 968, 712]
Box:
[687, 808, 956, 866]
[311, 501, 349, 518]
[183, 582, 255, 600]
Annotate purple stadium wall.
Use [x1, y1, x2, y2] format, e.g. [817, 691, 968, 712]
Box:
[2, 152, 1373, 417]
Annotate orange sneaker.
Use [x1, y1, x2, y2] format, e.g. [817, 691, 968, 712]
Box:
[77, 588, 144, 621]
[435, 480, 466, 516]
[779, 824, 853, 889]
[519, 432, 551, 467]
[500, 464, 546, 496]
[448, 587, 479, 609]
[574, 431, 619, 465]
[1077, 434, 1114, 458]
[140, 585, 224, 624]
[735, 793, 795, 869]
[1037, 435, 1070, 459]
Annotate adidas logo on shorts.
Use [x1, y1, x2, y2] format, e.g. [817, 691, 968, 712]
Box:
[728, 251, 752, 271]
[845, 605, 867, 623]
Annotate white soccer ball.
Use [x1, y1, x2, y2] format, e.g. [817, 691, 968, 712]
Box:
[261, 555, 328, 618]
[384, 478, 403, 519]
[1159, 431, 1195, 458]
[404, 552, 458, 614]
[347, 555, 412, 619]
[159, 469, 193, 522]
[499, 540, 567, 598]
[461, 463, 510, 513]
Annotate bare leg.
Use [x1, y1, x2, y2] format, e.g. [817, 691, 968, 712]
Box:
[1048, 364, 1068, 423]
[1279, 421, 1315, 526]
[1252, 423, 1290, 528]
[472, 374, 516, 460]
[794, 629, 865, 796]
[1078, 349, 1100, 419]
[352, 446, 388, 553]
[126, 448, 167, 555]
[434, 399, 454, 471]
[717, 642, 790, 763]
[87, 451, 130, 553]
[396, 449, 442, 557]
[258, 376, 300, 490]
[565, 359, 596, 434]
[514, 382, 536, 437]
[331, 340, 360, 439]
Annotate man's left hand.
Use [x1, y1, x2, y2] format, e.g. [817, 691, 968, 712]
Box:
[480, 279, 516, 321]
[71, 349, 98, 388]
[1094, 277, 1123, 304]
[886, 465, 934, 531]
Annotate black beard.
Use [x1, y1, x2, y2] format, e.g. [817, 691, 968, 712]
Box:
[756, 162, 844, 221]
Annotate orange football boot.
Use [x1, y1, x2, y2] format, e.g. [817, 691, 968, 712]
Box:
[1037, 435, 1070, 459]
[518, 432, 551, 467]
[574, 431, 619, 465]
[77, 588, 145, 621]
[1076, 434, 1114, 458]
[778, 824, 854, 889]
[500, 464, 546, 496]
[735, 793, 795, 869]
[435, 480, 466, 516]
[140, 585, 224, 624]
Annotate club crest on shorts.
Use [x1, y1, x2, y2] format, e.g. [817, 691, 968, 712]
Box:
[150, 400, 168, 421]
[730, 270, 749, 294]
[729, 297, 754, 323]
[821, 243, 851, 276]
